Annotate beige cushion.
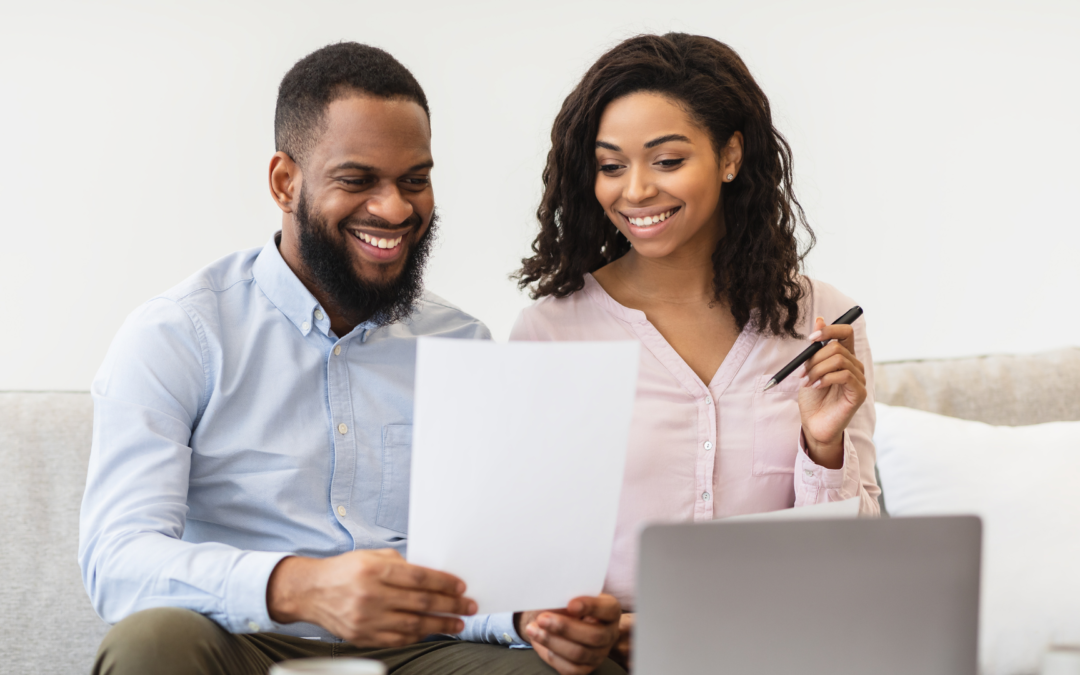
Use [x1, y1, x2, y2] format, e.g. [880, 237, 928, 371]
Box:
[0, 392, 109, 675]
[874, 347, 1080, 426]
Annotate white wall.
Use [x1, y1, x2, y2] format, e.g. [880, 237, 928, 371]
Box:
[2, 0, 1078, 391]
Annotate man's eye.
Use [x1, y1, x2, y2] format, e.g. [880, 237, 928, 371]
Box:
[340, 177, 375, 187]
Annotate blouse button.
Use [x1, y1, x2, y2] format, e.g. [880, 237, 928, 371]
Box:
[705, 396, 713, 405]
[704, 441, 713, 451]
[702, 492, 712, 501]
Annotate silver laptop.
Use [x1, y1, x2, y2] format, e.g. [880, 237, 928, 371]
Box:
[635, 516, 981, 675]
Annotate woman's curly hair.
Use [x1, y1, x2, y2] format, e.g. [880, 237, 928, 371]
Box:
[515, 33, 814, 338]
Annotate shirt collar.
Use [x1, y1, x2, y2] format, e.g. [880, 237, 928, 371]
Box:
[252, 232, 332, 338]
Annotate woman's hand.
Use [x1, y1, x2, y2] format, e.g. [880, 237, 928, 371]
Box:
[515, 595, 622, 675]
[797, 316, 867, 469]
[610, 612, 634, 671]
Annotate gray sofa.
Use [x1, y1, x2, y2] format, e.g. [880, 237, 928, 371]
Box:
[3, 347, 1078, 674]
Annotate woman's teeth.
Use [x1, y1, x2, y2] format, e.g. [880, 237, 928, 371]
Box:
[357, 232, 403, 249]
[627, 209, 676, 227]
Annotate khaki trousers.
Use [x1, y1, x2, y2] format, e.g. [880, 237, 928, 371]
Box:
[93, 607, 627, 675]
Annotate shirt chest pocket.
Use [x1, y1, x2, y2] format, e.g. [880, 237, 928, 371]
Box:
[375, 424, 412, 534]
[751, 375, 801, 475]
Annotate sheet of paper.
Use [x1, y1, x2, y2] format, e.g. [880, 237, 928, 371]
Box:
[407, 338, 640, 614]
[723, 496, 862, 522]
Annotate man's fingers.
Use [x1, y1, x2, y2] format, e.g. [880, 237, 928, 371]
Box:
[384, 587, 477, 617]
[566, 594, 622, 624]
[383, 610, 465, 637]
[375, 559, 466, 597]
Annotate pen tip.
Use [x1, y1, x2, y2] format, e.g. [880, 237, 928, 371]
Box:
[762, 379, 777, 392]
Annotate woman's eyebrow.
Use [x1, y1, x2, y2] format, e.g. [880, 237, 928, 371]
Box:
[596, 140, 621, 151]
[644, 134, 691, 148]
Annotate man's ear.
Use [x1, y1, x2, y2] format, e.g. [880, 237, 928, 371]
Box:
[269, 151, 301, 214]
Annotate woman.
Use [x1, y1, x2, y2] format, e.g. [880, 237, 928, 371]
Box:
[511, 33, 881, 668]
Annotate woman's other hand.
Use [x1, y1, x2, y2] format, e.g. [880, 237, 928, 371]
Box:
[516, 594, 622, 675]
[797, 316, 867, 469]
[611, 612, 634, 671]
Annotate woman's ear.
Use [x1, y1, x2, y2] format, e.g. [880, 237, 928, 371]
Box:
[721, 131, 744, 183]
[269, 151, 301, 213]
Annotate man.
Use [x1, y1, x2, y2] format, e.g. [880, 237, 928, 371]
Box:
[80, 42, 623, 675]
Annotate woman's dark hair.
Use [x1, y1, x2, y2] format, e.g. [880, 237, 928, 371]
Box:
[515, 33, 813, 337]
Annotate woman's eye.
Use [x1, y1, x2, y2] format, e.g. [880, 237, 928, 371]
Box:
[657, 158, 685, 168]
[599, 164, 623, 173]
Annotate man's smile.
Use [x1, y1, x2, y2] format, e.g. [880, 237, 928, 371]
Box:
[347, 226, 413, 261]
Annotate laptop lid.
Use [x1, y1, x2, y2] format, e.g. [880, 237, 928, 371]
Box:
[635, 516, 981, 675]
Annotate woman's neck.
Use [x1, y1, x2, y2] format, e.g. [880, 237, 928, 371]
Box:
[604, 249, 716, 306]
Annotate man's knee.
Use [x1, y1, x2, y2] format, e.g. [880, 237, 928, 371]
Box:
[94, 607, 234, 675]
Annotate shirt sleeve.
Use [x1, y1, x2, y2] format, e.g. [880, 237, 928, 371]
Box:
[792, 313, 882, 516]
[456, 612, 529, 647]
[78, 297, 290, 632]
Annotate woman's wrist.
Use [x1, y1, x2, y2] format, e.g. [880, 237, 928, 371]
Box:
[802, 428, 845, 470]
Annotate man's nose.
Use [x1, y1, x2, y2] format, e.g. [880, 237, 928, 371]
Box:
[624, 165, 658, 204]
[366, 185, 415, 225]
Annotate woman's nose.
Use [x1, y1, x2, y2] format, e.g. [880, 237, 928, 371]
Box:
[624, 165, 658, 204]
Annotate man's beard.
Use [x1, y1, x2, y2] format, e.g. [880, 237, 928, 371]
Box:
[295, 188, 436, 328]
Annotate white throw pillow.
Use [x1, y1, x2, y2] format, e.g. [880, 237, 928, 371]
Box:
[874, 403, 1080, 675]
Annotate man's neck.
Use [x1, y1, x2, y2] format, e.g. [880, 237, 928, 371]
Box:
[276, 228, 362, 337]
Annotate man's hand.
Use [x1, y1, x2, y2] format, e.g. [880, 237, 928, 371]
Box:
[515, 595, 622, 675]
[266, 549, 476, 647]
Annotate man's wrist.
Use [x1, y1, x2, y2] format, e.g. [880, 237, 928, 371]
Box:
[266, 555, 310, 624]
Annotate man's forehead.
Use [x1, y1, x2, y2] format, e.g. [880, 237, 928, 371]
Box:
[314, 95, 432, 171]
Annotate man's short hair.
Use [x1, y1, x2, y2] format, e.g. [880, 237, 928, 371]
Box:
[274, 42, 430, 168]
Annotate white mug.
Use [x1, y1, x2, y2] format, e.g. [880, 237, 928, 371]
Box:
[1043, 646, 1080, 675]
[269, 658, 387, 675]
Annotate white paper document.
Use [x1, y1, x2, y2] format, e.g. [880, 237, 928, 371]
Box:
[407, 338, 640, 614]
[723, 496, 862, 522]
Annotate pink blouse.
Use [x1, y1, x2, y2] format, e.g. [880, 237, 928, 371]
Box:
[510, 274, 881, 609]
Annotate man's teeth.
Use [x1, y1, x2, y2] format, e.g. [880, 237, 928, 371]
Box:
[356, 232, 404, 249]
[627, 209, 675, 227]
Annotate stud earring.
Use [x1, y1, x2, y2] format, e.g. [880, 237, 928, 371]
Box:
[726, 173, 734, 181]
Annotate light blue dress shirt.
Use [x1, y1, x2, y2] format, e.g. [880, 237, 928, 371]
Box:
[79, 235, 522, 645]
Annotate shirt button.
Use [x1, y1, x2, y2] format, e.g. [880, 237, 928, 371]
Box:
[702, 492, 711, 501]
[338, 423, 348, 435]
[337, 505, 347, 517]
[501, 633, 512, 644]
[705, 396, 713, 405]
[704, 441, 713, 451]
[247, 621, 260, 632]
[334, 345, 341, 356]
[301, 321, 310, 332]
[315, 309, 324, 320]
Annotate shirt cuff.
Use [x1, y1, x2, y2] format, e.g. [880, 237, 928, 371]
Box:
[795, 431, 861, 501]
[456, 612, 527, 646]
[224, 550, 292, 634]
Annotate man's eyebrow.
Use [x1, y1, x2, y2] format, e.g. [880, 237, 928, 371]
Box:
[332, 161, 376, 172]
[331, 160, 434, 172]
[596, 140, 621, 151]
[644, 134, 692, 149]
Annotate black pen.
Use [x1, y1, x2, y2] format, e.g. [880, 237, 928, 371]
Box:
[762, 306, 864, 391]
